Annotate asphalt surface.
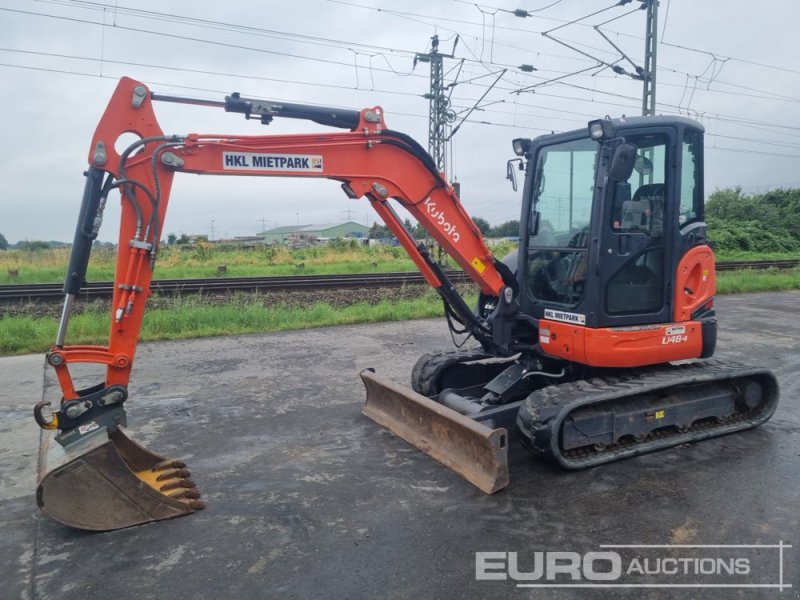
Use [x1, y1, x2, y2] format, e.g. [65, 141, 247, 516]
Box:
[1, 291, 798, 599]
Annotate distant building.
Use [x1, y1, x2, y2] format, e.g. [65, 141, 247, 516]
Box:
[259, 222, 369, 245]
[216, 236, 267, 247]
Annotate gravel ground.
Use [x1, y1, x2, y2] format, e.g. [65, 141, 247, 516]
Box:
[0, 291, 798, 599]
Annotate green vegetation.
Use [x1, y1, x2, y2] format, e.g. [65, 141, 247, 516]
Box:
[715, 268, 800, 295]
[0, 290, 467, 355]
[706, 187, 800, 254]
[2, 187, 799, 356]
[1, 268, 797, 356]
[0, 242, 419, 284]
[0, 238, 521, 284]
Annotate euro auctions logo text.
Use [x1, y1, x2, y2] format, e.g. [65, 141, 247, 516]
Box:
[475, 543, 792, 591]
[476, 551, 750, 581]
[476, 551, 626, 581]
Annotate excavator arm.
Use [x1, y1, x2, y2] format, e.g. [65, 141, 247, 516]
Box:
[35, 77, 519, 530]
[48, 77, 515, 400]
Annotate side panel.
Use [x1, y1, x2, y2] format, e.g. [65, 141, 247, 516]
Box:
[674, 244, 715, 322]
[538, 319, 704, 367]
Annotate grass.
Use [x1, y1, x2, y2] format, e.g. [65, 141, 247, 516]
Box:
[1, 242, 794, 284]
[0, 243, 794, 284]
[0, 243, 424, 284]
[2, 269, 798, 356]
[715, 267, 800, 294]
[0, 290, 471, 355]
[1, 240, 797, 356]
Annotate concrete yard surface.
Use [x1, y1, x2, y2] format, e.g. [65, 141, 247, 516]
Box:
[1, 291, 798, 599]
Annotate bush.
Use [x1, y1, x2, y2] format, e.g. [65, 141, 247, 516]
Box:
[706, 187, 800, 255]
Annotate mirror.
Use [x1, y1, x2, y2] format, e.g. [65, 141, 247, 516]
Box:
[634, 154, 653, 175]
[609, 142, 637, 181]
[506, 159, 520, 191]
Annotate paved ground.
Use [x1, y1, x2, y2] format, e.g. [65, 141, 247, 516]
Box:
[1, 291, 798, 599]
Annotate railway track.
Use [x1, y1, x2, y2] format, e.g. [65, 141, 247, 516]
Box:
[1, 260, 797, 303]
[713, 259, 799, 271]
[0, 270, 472, 302]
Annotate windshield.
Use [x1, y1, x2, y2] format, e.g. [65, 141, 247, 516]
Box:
[527, 137, 599, 307]
[531, 137, 599, 248]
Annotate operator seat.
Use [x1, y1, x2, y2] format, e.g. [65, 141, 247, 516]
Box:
[622, 183, 665, 237]
[607, 183, 666, 314]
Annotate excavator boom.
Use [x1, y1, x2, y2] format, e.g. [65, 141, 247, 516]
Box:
[36, 77, 518, 530]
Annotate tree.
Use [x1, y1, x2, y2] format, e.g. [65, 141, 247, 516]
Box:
[471, 217, 491, 236]
[176, 234, 191, 245]
[368, 222, 393, 240]
[167, 233, 177, 245]
[0, 233, 7, 250]
[705, 186, 800, 253]
[19, 240, 50, 251]
[490, 220, 520, 238]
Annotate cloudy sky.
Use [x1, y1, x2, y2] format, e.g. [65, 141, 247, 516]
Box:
[1, 0, 798, 243]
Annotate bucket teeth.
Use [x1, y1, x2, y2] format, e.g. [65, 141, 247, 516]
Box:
[159, 478, 196, 492]
[155, 465, 205, 509]
[169, 489, 202, 500]
[152, 459, 186, 472]
[156, 464, 205, 510]
[155, 468, 192, 482]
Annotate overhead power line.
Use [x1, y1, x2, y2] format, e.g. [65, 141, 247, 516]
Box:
[5, 0, 799, 159]
[13, 2, 795, 111]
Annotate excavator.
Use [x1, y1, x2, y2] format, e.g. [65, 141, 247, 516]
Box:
[34, 76, 779, 530]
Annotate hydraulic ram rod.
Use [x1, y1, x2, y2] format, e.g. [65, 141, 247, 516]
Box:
[150, 91, 362, 129]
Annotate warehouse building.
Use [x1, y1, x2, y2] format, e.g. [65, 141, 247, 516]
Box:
[259, 221, 369, 245]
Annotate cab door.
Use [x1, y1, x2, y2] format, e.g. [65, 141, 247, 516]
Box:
[596, 128, 676, 328]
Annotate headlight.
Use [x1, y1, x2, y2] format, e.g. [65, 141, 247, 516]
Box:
[512, 138, 531, 156]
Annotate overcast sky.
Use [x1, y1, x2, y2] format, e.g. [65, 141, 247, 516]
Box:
[1, 0, 798, 243]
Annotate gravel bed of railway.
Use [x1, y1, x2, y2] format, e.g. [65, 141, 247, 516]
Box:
[1, 259, 797, 305]
[1, 283, 480, 320]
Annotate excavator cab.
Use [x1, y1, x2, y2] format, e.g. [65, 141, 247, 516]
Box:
[519, 117, 709, 341]
[404, 117, 777, 478]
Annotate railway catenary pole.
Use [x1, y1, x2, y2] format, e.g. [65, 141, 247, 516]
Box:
[641, 0, 659, 116]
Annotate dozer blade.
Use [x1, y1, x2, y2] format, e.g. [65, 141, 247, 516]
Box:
[361, 369, 509, 494]
[37, 426, 204, 531]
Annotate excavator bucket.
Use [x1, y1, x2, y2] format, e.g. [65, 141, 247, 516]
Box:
[37, 425, 204, 531]
[360, 369, 509, 494]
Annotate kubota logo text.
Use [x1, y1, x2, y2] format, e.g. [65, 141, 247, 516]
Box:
[424, 197, 460, 243]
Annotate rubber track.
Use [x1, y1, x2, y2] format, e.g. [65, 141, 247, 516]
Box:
[516, 359, 779, 469]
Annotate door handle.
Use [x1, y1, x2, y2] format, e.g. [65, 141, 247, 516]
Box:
[618, 235, 629, 255]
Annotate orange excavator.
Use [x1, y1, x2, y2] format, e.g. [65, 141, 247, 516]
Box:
[34, 77, 779, 530]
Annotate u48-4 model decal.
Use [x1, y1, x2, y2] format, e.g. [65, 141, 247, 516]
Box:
[662, 325, 688, 344]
